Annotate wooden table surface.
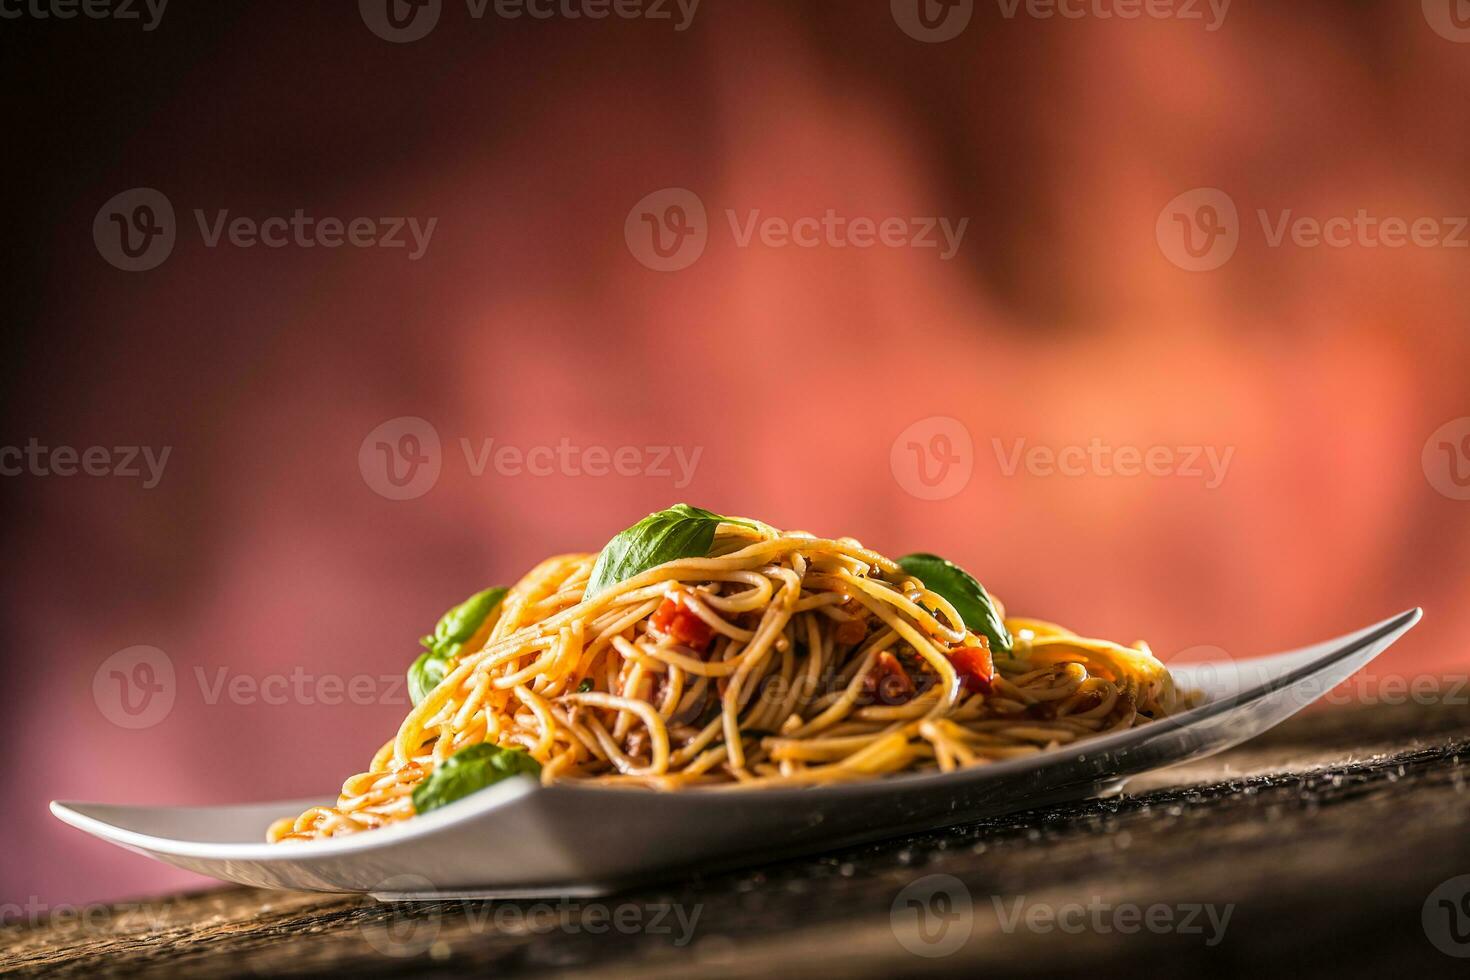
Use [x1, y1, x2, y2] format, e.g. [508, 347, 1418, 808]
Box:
[6, 700, 1470, 978]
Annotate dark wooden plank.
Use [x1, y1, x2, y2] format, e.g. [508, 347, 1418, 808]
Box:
[6, 701, 1469, 978]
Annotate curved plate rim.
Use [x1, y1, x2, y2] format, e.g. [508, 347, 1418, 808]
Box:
[51, 607, 1421, 863]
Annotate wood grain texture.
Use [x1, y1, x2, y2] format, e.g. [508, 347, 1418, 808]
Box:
[6, 700, 1469, 978]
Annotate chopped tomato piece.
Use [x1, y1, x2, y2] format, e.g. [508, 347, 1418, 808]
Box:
[651, 591, 713, 653]
[862, 651, 916, 705]
[949, 640, 994, 695]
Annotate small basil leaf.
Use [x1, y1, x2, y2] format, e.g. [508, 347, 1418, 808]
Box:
[407, 587, 507, 707]
[432, 587, 508, 650]
[408, 649, 450, 707]
[576, 678, 594, 693]
[411, 743, 541, 815]
[585, 504, 752, 597]
[896, 553, 1013, 654]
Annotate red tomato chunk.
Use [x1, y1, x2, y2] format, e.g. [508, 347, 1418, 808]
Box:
[651, 593, 713, 653]
[949, 641, 995, 695]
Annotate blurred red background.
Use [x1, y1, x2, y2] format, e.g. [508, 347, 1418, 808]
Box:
[5, 1, 1470, 907]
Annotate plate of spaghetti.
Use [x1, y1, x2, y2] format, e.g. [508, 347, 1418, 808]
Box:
[52, 506, 1420, 897]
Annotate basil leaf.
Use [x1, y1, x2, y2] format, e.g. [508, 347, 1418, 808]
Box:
[429, 587, 508, 651]
[411, 743, 541, 815]
[585, 504, 752, 597]
[408, 649, 450, 707]
[408, 587, 507, 707]
[896, 553, 1013, 654]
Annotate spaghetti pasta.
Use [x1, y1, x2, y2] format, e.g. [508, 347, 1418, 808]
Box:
[268, 513, 1187, 842]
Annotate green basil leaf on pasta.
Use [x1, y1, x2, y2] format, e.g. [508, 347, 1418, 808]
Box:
[408, 649, 450, 707]
[896, 553, 1013, 654]
[408, 586, 507, 707]
[585, 504, 752, 597]
[428, 586, 508, 651]
[411, 743, 541, 815]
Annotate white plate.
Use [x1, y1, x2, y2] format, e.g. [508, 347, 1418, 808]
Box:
[52, 609, 1421, 899]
